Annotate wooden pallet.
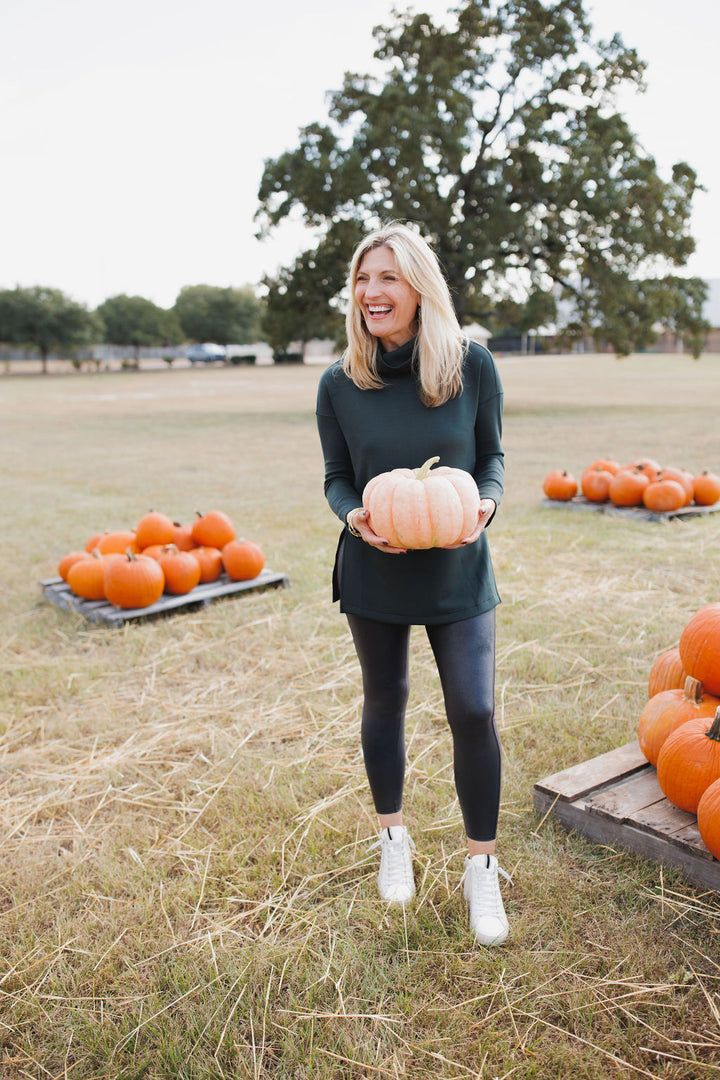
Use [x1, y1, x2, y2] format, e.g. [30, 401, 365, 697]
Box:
[533, 740, 720, 891]
[540, 495, 720, 523]
[40, 569, 289, 627]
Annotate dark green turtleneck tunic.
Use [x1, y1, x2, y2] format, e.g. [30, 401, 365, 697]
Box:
[315, 337, 504, 625]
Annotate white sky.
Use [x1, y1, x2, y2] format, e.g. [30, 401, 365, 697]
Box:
[2, 0, 718, 309]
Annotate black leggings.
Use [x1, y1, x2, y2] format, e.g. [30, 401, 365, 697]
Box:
[346, 610, 501, 843]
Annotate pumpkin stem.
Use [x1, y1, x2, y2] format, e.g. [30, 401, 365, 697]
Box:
[706, 707, 720, 743]
[125, 547, 137, 561]
[684, 676, 704, 704]
[162, 543, 179, 554]
[415, 456, 440, 481]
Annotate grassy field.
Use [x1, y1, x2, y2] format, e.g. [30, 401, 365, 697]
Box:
[1, 353, 719, 1079]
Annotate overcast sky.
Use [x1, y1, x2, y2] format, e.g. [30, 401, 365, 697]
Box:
[2, 0, 718, 309]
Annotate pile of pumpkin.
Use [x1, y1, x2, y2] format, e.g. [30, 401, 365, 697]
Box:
[638, 602, 720, 861]
[57, 510, 265, 610]
[543, 457, 720, 512]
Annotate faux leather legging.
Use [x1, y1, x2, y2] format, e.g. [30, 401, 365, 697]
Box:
[346, 609, 501, 842]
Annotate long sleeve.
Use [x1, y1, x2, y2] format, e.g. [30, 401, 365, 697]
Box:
[316, 405, 363, 523]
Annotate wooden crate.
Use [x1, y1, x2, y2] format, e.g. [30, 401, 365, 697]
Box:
[40, 569, 289, 628]
[540, 495, 720, 523]
[533, 740, 720, 891]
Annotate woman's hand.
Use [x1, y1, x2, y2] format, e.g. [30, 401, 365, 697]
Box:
[443, 499, 496, 549]
[347, 508, 407, 554]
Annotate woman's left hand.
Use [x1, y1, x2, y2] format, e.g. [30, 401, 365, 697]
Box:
[443, 499, 496, 549]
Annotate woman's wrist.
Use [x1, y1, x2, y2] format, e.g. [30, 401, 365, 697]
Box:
[346, 507, 364, 537]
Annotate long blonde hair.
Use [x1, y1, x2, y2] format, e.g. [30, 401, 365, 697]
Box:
[343, 223, 466, 407]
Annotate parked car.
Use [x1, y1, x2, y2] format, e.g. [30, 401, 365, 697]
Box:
[187, 343, 227, 364]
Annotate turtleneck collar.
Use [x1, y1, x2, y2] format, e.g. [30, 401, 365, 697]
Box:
[375, 336, 417, 378]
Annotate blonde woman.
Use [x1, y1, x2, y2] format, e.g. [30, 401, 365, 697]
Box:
[316, 223, 510, 946]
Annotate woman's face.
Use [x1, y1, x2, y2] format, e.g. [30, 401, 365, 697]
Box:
[354, 245, 421, 351]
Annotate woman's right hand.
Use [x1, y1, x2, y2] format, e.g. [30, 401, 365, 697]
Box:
[347, 508, 407, 554]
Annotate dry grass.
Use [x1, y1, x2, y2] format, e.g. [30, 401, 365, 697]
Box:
[1, 354, 719, 1078]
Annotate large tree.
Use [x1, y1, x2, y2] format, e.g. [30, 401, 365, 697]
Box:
[0, 286, 99, 373]
[96, 294, 183, 362]
[257, 0, 708, 355]
[174, 285, 262, 345]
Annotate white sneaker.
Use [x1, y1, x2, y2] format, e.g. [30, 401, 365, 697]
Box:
[370, 826, 416, 904]
[462, 854, 512, 946]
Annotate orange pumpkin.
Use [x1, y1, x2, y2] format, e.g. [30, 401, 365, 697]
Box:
[97, 530, 140, 555]
[642, 477, 686, 513]
[580, 466, 613, 503]
[692, 469, 720, 506]
[157, 545, 201, 595]
[697, 777, 720, 859]
[85, 531, 107, 553]
[608, 468, 649, 507]
[656, 707, 720, 814]
[648, 647, 686, 698]
[363, 456, 481, 549]
[171, 521, 196, 551]
[588, 457, 621, 475]
[621, 457, 661, 484]
[58, 550, 91, 582]
[542, 469, 577, 501]
[679, 604, 720, 697]
[135, 510, 175, 549]
[104, 551, 165, 609]
[658, 466, 694, 506]
[191, 510, 236, 549]
[190, 546, 223, 584]
[638, 677, 720, 766]
[139, 544, 166, 561]
[67, 549, 110, 600]
[222, 539, 265, 581]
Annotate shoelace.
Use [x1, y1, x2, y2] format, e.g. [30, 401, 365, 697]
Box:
[463, 860, 513, 913]
[369, 831, 416, 888]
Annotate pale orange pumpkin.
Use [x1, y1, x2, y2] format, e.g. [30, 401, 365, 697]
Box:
[363, 456, 481, 549]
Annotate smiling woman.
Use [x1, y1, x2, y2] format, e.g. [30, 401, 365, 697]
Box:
[316, 222, 510, 948]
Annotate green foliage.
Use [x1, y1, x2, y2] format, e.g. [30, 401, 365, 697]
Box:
[174, 284, 263, 345]
[261, 219, 363, 353]
[96, 294, 183, 359]
[257, 0, 706, 355]
[0, 285, 100, 371]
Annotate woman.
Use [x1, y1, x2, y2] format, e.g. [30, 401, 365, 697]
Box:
[315, 223, 510, 946]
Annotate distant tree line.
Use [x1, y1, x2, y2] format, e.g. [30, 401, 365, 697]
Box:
[0, 284, 265, 373]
